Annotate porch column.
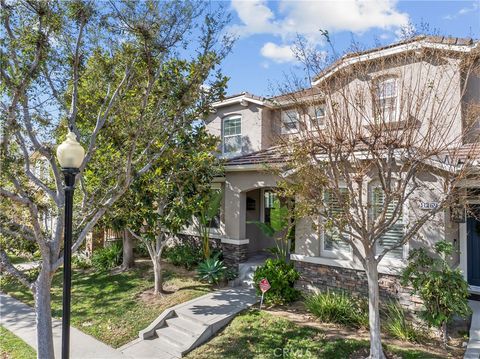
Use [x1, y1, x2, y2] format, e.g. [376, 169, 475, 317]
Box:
[222, 180, 249, 269]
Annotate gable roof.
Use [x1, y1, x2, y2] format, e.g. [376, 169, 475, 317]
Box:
[312, 35, 479, 86]
[211, 92, 272, 109]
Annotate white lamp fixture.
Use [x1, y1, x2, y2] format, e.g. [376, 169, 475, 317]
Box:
[56, 130, 85, 169]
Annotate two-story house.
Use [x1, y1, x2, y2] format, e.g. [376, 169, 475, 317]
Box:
[204, 36, 479, 307]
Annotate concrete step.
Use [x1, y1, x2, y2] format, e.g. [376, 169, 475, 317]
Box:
[153, 337, 183, 358]
[166, 316, 206, 336]
[155, 326, 195, 349]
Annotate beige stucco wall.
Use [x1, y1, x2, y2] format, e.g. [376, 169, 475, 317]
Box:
[224, 171, 279, 240]
[206, 103, 272, 156]
[293, 168, 459, 267]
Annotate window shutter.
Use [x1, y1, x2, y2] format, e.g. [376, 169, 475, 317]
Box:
[372, 188, 404, 258]
[324, 189, 350, 252]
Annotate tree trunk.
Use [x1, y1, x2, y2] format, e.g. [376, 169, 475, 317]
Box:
[153, 256, 163, 295]
[121, 229, 135, 270]
[365, 258, 386, 359]
[34, 267, 55, 359]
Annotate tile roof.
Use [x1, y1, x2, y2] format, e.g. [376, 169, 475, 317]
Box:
[313, 35, 478, 83]
[225, 146, 286, 167]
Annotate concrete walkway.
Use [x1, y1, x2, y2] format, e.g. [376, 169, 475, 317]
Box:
[120, 287, 258, 358]
[0, 292, 129, 358]
[465, 300, 480, 359]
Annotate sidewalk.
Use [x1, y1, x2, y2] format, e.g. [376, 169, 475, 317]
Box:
[465, 300, 480, 359]
[0, 292, 129, 359]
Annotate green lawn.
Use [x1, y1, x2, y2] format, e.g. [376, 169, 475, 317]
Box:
[187, 310, 441, 359]
[0, 262, 211, 348]
[0, 326, 36, 359]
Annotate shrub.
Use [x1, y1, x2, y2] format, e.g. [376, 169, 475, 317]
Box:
[384, 301, 422, 342]
[91, 242, 122, 271]
[401, 240, 471, 342]
[72, 251, 91, 269]
[253, 258, 300, 305]
[163, 241, 203, 270]
[133, 240, 149, 258]
[305, 290, 368, 328]
[196, 253, 226, 284]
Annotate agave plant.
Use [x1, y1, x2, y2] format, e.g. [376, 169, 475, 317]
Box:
[196, 253, 227, 284]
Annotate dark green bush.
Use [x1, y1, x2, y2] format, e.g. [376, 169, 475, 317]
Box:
[253, 259, 300, 305]
[401, 240, 471, 341]
[162, 241, 203, 270]
[305, 290, 368, 328]
[384, 301, 422, 342]
[91, 242, 122, 271]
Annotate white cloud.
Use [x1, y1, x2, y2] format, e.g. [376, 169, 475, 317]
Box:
[230, 0, 409, 40]
[229, 0, 409, 63]
[444, 2, 478, 20]
[260, 42, 297, 63]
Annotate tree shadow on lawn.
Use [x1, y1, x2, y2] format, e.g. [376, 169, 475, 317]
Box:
[188, 310, 440, 359]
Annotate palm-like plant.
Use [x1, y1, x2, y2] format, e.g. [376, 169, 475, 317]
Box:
[195, 190, 223, 259]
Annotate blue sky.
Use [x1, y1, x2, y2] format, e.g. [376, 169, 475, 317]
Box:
[216, 0, 480, 97]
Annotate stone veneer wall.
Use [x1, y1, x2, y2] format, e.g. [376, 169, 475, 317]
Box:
[221, 243, 249, 270]
[294, 260, 423, 314]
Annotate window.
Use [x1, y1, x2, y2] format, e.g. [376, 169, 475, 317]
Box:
[309, 106, 326, 128]
[281, 110, 299, 134]
[323, 189, 351, 253]
[263, 190, 277, 225]
[371, 187, 404, 259]
[374, 78, 397, 122]
[222, 115, 242, 155]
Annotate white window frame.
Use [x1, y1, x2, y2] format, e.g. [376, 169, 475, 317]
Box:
[309, 105, 326, 129]
[369, 184, 409, 260]
[281, 109, 299, 134]
[320, 187, 352, 259]
[374, 78, 398, 123]
[260, 188, 276, 224]
[222, 115, 242, 156]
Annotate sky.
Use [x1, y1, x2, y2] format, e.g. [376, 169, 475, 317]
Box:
[215, 0, 480, 97]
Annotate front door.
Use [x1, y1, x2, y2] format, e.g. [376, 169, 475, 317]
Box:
[467, 205, 480, 286]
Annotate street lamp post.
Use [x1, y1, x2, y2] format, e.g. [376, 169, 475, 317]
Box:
[56, 129, 84, 359]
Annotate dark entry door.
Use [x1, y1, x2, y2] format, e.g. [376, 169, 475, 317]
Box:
[467, 205, 480, 286]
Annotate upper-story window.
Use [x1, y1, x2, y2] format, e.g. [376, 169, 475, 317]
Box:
[281, 109, 299, 134]
[374, 78, 397, 122]
[222, 115, 242, 155]
[309, 106, 326, 128]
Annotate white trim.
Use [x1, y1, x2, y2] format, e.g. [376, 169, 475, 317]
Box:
[225, 163, 283, 172]
[320, 188, 352, 259]
[212, 94, 270, 108]
[460, 222, 468, 282]
[469, 285, 480, 295]
[290, 253, 405, 276]
[281, 109, 300, 135]
[369, 183, 409, 260]
[222, 115, 242, 156]
[312, 40, 478, 86]
[220, 238, 250, 245]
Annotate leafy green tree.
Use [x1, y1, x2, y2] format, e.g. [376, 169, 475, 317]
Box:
[0, 1, 232, 357]
[194, 189, 223, 259]
[401, 241, 471, 345]
[120, 127, 220, 295]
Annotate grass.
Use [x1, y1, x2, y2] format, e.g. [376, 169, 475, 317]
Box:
[0, 261, 211, 348]
[0, 326, 36, 359]
[304, 290, 369, 328]
[187, 310, 442, 359]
